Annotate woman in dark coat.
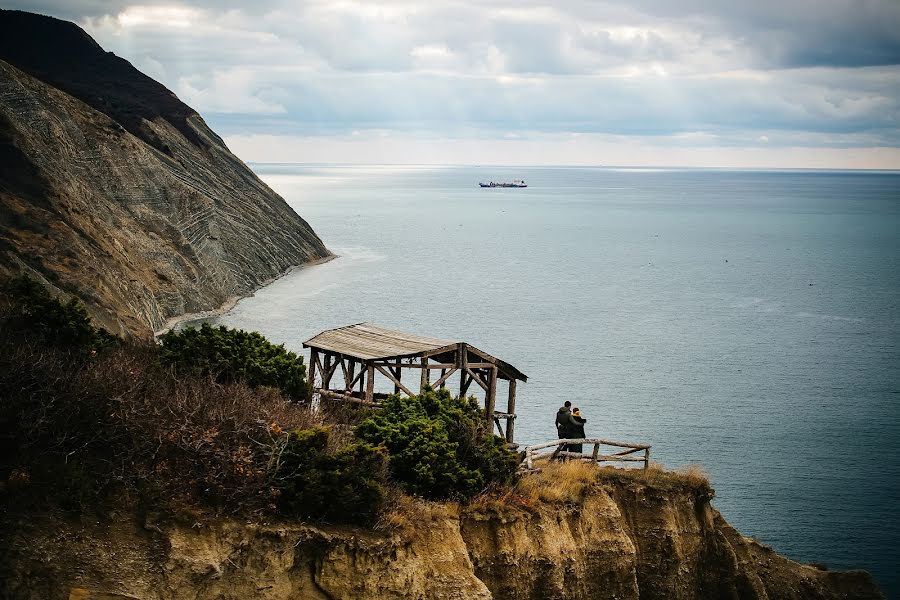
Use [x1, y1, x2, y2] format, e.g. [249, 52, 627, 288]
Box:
[568, 408, 587, 453]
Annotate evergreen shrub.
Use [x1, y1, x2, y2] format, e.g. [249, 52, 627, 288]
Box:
[159, 323, 309, 400]
[275, 426, 386, 524]
[354, 387, 519, 500]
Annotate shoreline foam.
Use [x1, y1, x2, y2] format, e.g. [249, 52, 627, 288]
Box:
[153, 253, 337, 338]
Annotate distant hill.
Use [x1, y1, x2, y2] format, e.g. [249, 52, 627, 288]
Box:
[0, 9, 329, 337]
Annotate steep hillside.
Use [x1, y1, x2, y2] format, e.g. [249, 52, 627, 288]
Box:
[0, 10, 329, 337]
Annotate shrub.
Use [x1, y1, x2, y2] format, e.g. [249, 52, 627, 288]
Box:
[1, 275, 116, 352]
[354, 387, 519, 500]
[273, 426, 386, 524]
[159, 323, 309, 400]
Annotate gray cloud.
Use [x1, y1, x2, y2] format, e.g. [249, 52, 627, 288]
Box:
[4, 0, 900, 157]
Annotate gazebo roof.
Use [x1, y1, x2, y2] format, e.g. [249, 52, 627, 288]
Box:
[303, 322, 527, 381]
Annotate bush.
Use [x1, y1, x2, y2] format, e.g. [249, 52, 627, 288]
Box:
[159, 323, 309, 400]
[354, 387, 519, 500]
[273, 426, 387, 524]
[1, 275, 116, 352]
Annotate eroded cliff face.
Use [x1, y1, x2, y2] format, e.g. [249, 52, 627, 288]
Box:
[0, 11, 329, 337]
[1, 479, 882, 600]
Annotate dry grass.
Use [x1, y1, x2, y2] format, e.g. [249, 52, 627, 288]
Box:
[517, 459, 599, 504]
[375, 490, 459, 538]
[468, 459, 713, 514]
[595, 461, 711, 489]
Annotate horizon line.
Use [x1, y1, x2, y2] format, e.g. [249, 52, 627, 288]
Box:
[246, 162, 900, 173]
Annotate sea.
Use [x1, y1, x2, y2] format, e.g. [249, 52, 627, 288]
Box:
[192, 165, 900, 596]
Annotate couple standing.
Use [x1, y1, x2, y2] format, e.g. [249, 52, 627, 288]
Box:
[555, 400, 587, 453]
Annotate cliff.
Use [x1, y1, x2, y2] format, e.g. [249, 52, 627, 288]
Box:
[0, 10, 329, 337]
[1, 473, 882, 600]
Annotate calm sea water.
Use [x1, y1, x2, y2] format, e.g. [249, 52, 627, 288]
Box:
[199, 165, 900, 595]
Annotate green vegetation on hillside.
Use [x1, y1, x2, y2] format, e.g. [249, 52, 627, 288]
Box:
[0, 277, 518, 525]
[160, 323, 310, 401]
[2, 275, 116, 352]
[356, 387, 519, 500]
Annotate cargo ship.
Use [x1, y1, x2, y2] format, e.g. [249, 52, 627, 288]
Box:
[479, 180, 527, 188]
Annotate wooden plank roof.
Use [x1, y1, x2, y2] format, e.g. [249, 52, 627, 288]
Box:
[304, 323, 452, 361]
[303, 322, 527, 381]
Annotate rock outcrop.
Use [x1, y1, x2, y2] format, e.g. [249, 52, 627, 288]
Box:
[0, 10, 329, 337]
[1, 478, 882, 600]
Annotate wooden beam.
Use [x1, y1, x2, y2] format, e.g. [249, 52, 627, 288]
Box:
[365, 365, 375, 403]
[314, 352, 325, 382]
[484, 366, 497, 424]
[370, 361, 495, 370]
[344, 360, 356, 389]
[317, 388, 381, 407]
[308, 349, 318, 391]
[323, 354, 333, 388]
[344, 367, 364, 393]
[420, 356, 429, 393]
[524, 438, 651, 452]
[323, 356, 339, 389]
[422, 343, 463, 358]
[465, 367, 489, 393]
[432, 367, 458, 389]
[460, 372, 472, 396]
[375, 364, 416, 397]
[505, 379, 517, 443]
[458, 343, 468, 397]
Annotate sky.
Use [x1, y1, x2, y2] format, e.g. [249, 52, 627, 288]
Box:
[8, 0, 900, 168]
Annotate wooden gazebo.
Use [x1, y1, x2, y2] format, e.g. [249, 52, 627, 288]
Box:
[303, 323, 527, 443]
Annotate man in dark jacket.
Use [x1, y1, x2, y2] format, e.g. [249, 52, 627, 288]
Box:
[555, 401, 577, 440]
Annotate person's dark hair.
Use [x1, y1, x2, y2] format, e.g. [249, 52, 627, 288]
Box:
[564, 401, 572, 408]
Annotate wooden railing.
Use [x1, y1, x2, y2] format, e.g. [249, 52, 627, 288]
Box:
[521, 438, 651, 470]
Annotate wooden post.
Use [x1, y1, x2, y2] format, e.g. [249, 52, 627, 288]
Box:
[308, 349, 318, 391]
[358, 364, 365, 394]
[484, 366, 497, 424]
[592, 443, 600, 462]
[643, 448, 650, 470]
[323, 354, 333, 390]
[365, 364, 375, 403]
[458, 343, 468, 398]
[394, 358, 402, 394]
[505, 379, 517, 443]
[420, 356, 429, 393]
[346, 360, 356, 392]
[439, 368, 446, 389]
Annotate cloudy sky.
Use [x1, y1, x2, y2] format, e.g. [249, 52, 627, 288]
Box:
[10, 0, 900, 167]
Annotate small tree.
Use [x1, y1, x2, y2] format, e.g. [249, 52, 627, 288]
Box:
[354, 387, 519, 500]
[159, 324, 309, 400]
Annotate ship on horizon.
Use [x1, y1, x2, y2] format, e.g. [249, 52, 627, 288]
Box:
[479, 180, 527, 188]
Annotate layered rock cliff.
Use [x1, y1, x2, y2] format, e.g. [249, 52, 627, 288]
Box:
[0, 10, 329, 337]
[1, 476, 882, 600]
